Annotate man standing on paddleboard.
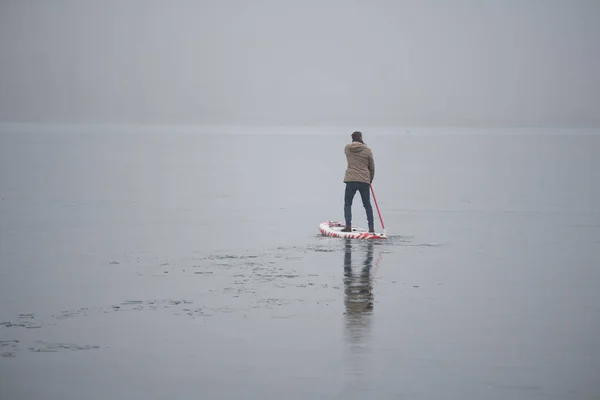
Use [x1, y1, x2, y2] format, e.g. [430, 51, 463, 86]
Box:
[342, 131, 375, 233]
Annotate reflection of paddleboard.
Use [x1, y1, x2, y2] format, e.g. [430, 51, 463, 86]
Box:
[319, 221, 387, 240]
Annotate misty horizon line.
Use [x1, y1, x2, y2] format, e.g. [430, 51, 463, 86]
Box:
[1, 122, 599, 136]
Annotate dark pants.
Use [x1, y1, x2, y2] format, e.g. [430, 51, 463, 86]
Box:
[344, 182, 374, 228]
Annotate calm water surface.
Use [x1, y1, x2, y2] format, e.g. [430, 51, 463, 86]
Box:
[1, 128, 599, 399]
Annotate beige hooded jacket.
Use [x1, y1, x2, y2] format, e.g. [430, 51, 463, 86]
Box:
[343, 141, 375, 184]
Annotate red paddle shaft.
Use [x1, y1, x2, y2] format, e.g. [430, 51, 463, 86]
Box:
[370, 184, 385, 233]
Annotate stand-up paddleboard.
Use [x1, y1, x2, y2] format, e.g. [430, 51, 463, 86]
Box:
[319, 221, 387, 240]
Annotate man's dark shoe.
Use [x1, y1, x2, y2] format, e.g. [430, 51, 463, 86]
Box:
[341, 226, 352, 232]
[368, 226, 375, 233]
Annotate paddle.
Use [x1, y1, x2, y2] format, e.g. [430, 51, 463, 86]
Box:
[370, 184, 386, 235]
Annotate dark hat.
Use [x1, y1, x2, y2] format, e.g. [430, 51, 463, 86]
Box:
[351, 131, 363, 143]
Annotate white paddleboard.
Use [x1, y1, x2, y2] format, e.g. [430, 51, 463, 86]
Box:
[319, 221, 387, 240]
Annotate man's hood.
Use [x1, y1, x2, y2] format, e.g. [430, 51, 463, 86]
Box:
[347, 142, 366, 153]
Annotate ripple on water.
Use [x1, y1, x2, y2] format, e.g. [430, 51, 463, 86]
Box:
[28, 341, 100, 353]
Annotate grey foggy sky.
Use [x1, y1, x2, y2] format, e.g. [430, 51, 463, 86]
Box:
[1, 0, 599, 127]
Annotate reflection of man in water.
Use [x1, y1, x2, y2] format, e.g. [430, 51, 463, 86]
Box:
[342, 238, 375, 391]
[343, 239, 374, 315]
